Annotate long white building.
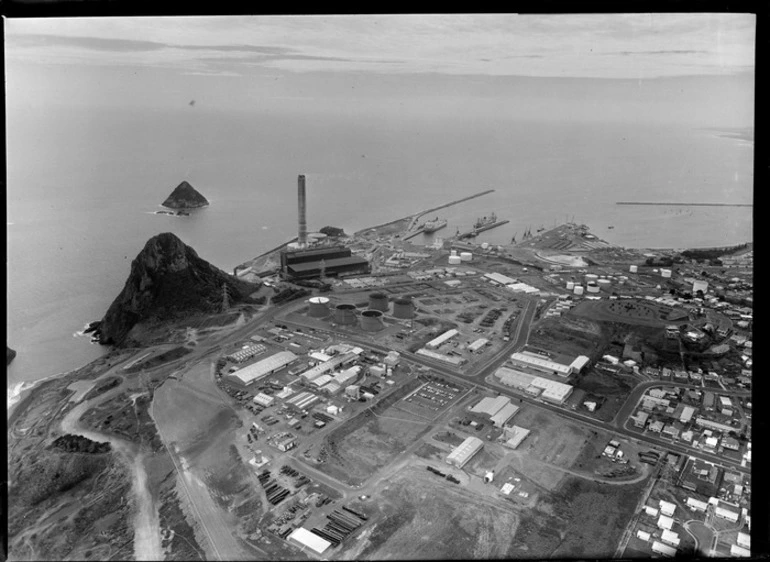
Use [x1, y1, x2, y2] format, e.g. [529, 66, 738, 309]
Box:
[494, 366, 573, 405]
[509, 351, 572, 377]
[228, 351, 298, 386]
[416, 348, 465, 366]
[300, 352, 358, 382]
[426, 329, 459, 349]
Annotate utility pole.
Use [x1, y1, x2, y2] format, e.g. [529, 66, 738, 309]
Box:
[222, 283, 230, 312]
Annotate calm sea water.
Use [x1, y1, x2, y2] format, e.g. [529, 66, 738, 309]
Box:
[6, 106, 753, 393]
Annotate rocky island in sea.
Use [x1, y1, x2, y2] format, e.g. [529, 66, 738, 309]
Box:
[91, 232, 262, 346]
[160, 180, 209, 210]
[8, 345, 17, 366]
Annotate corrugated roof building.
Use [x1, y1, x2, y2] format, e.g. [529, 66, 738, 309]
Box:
[652, 541, 677, 557]
[228, 351, 298, 386]
[470, 396, 510, 417]
[490, 403, 520, 427]
[288, 527, 331, 555]
[446, 436, 484, 468]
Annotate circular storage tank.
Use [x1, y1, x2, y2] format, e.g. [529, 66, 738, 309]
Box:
[368, 292, 390, 312]
[566, 281, 575, 290]
[448, 255, 462, 265]
[573, 285, 585, 296]
[450, 249, 458, 256]
[307, 296, 331, 318]
[585, 273, 599, 281]
[587, 284, 601, 294]
[598, 279, 612, 291]
[661, 269, 672, 278]
[360, 309, 385, 332]
[629, 265, 638, 273]
[393, 298, 415, 319]
[333, 304, 358, 325]
[460, 252, 473, 262]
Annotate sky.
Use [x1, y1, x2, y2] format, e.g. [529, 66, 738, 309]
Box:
[4, 14, 756, 125]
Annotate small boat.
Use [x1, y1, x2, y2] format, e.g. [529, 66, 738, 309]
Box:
[608, 225, 615, 229]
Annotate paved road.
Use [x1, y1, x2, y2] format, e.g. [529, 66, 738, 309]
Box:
[309, 334, 751, 476]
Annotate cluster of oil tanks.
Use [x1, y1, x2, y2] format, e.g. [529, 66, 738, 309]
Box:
[565, 273, 630, 296]
[448, 249, 473, 265]
[305, 292, 415, 331]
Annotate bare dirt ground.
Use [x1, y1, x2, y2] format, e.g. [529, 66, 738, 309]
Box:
[317, 409, 433, 486]
[346, 466, 521, 560]
[512, 474, 650, 559]
[151, 360, 260, 560]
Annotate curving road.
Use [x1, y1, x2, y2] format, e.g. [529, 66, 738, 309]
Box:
[60, 391, 163, 561]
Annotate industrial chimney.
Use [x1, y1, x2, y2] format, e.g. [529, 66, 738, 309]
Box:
[298, 174, 308, 247]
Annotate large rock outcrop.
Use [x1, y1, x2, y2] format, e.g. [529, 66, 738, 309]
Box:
[94, 233, 259, 346]
[161, 181, 209, 209]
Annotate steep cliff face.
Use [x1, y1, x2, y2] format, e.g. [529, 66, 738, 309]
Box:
[161, 181, 209, 209]
[95, 233, 259, 345]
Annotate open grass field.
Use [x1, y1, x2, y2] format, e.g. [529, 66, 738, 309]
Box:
[570, 299, 676, 327]
[528, 315, 604, 358]
[350, 466, 521, 560]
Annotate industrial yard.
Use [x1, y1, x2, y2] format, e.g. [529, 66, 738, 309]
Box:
[11, 176, 753, 561]
[194, 179, 752, 559]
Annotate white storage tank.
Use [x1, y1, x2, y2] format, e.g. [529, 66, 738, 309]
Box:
[598, 279, 612, 291]
[585, 273, 599, 281]
[661, 269, 672, 278]
[587, 284, 600, 294]
[481, 242, 490, 250]
[573, 285, 585, 296]
[448, 255, 462, 265]
[460, 252, 473, 262]
[629, 265, 638, 273]
[566, 281, 575, 290]
[451, 249, 458, 256]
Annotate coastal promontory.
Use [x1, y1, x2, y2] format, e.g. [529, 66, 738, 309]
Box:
[93, 232, 260, 346]
[161, 180, 209, 209]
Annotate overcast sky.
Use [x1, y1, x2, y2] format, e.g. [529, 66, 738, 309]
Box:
[5, 14, 756, 125]
[6, 14, 755, 77]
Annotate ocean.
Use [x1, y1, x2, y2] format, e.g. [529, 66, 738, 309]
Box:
[6, 106, 753, 401]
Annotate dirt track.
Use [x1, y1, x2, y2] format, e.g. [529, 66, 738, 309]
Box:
[60, 393, 163, 561]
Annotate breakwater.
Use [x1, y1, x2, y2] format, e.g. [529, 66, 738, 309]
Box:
[356, 188, 495, 236]
[617, 202, 752, 207]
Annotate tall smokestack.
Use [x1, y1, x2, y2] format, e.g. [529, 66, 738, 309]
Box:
[298, 174, 307, 247]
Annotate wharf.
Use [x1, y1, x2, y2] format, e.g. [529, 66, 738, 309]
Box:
[356, 188, 494, 236]
[402, 228, 426, 241]
[456, 219, 509, 240]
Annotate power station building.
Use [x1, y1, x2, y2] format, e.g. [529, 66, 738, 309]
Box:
[280, 246, 370, 280]
[281, 175, 369, 280]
